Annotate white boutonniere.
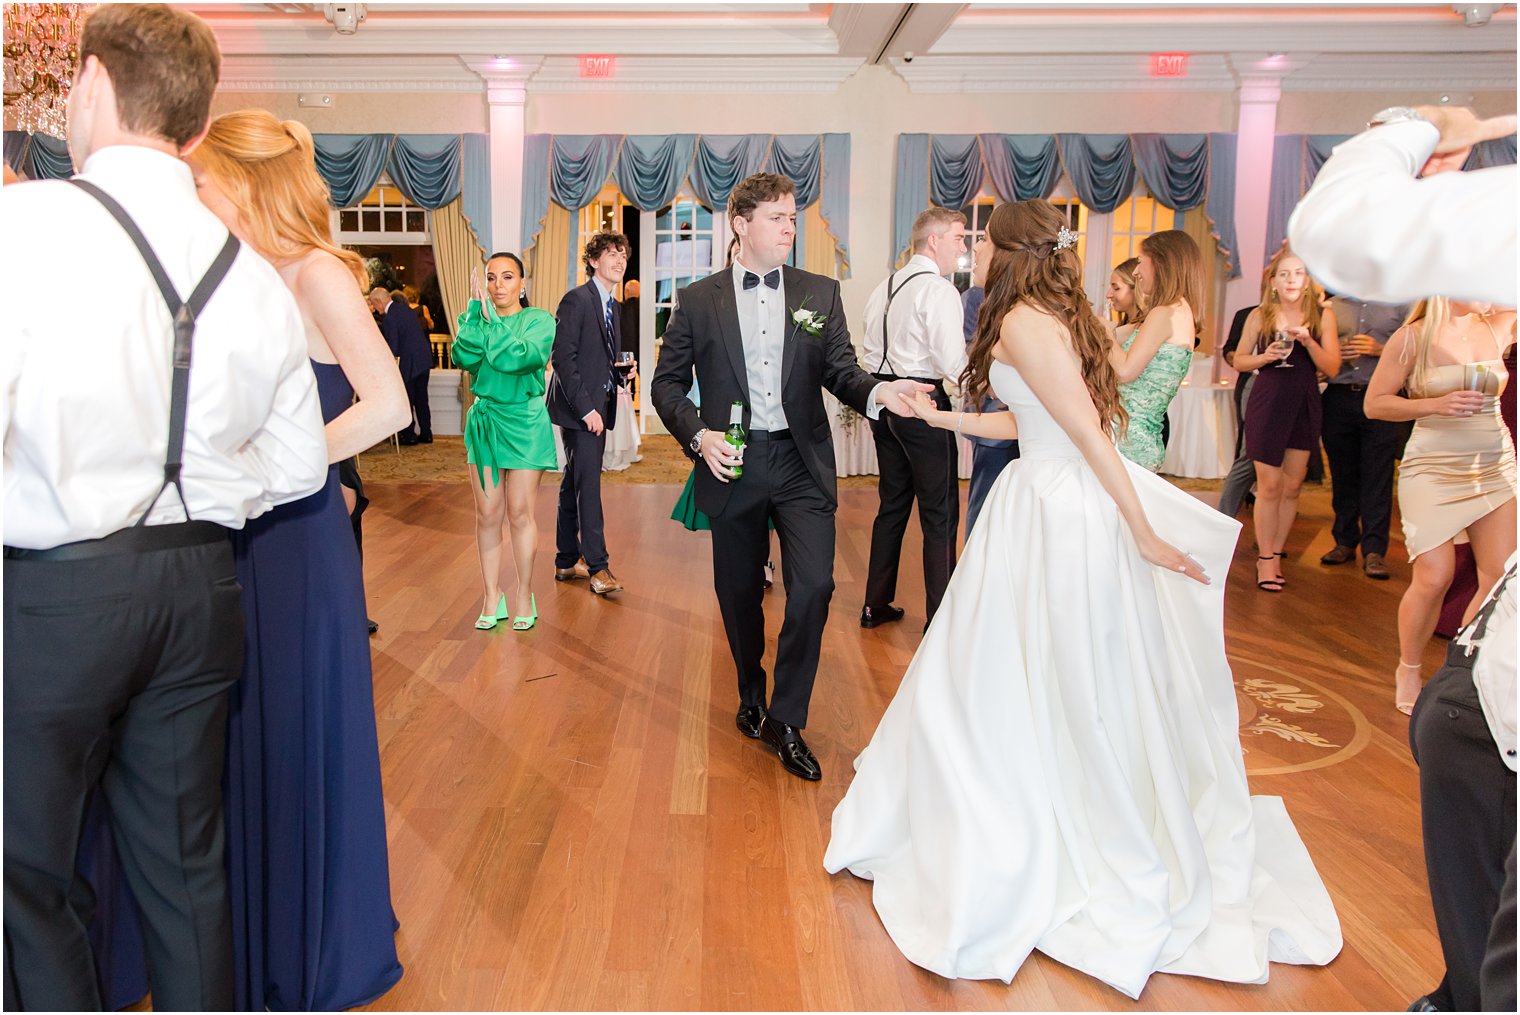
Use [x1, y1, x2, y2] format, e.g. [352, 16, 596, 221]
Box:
[792, 303, 826, 337]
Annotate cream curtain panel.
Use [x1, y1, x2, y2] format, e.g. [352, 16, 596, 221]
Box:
[528, 202, 574, 313]
[430, 197, 484, 337]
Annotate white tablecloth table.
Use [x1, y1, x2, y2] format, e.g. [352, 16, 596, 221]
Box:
[553, 387, 642, 472]
[825, 391, 973, 479]
[1160, 357, 1237, 479]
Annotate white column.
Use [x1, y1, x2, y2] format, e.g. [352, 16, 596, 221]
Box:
[464, 58, 542, 255]
[1224, 54, 1309, 328]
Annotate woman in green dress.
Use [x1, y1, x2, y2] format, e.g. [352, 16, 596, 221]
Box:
[454, 252, 558, 630]
[1108, 235, 1202, 472]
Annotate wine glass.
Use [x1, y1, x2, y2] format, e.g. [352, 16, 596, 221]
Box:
[615, 351, 635, 377]
[1270, 330, 1295, 368]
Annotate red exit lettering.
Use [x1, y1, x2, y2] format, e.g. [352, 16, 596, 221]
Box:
[1151, 53, 1189, 78]
[579, 55, 616, 79]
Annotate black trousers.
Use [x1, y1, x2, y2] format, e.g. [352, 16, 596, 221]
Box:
[1409, 642, 1518, 1013]
[1322, 384, 1405, 556]
[1482, 843, 1517, 1011]
[710, 435, 834, 729]
[556, 412, 610, 573]
[402, 371, 431, 440]
[864, 382, 958, 623]
[3, 536, 243, 1012]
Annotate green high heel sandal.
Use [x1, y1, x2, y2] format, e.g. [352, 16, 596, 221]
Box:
[475, 593, 508, 631]
[512, 593, 538, 631]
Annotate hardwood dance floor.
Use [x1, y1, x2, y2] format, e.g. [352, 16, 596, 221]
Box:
[356, 474, 1443, 1012]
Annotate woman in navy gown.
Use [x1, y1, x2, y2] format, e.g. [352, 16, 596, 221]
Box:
[190, 110, 412, 1010]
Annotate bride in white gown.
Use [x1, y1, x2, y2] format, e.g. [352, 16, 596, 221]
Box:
[823, 199, 1342, 1000]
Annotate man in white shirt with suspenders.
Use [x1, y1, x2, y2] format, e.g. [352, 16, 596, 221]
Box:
[859, 207, 969, 630]
[2, 6, 327, 1009]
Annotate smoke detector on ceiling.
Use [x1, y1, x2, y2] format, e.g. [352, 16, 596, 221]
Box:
[1453, 3, 1502, 27]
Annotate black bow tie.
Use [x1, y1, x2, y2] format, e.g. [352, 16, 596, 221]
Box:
[742, 269, 781, 291]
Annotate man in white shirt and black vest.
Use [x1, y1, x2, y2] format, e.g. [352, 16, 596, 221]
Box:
[859, 207, 969, 630]
[1, 5, 328, 1009]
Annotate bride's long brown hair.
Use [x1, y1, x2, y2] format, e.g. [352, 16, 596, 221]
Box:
[961, 199, 1126, 435]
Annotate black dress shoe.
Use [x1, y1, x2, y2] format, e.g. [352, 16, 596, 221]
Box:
[759, 717, 821, 781]
[735, 704, 766, 739]
[367, 618, 379, 635]
[860, 604, 905, 629]
[418, 434, 433, 444]
[1406, 996, 1441, 1012]
[397, 435, 419, 446]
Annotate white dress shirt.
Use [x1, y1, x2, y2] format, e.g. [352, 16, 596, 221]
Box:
[861, 254, 968, 383]
[2, 145, 328, 550]
[1459, 552, 1518, 772]
[731, 260, 790, 432]
[1288, 120, 1517, 305]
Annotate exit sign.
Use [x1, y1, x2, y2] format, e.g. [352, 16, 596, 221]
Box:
[579, 55, 615, 78]
[1151, 53, 1189, 77]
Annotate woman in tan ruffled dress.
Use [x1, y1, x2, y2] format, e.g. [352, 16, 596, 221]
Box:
[1366, 296, 1517, 713]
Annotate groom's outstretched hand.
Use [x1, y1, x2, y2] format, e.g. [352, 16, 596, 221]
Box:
[700, 428, 743, 482]
[878, 378, 936, 416]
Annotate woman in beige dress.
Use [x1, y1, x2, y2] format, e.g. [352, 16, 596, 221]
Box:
[1365, 296, 1517, 713]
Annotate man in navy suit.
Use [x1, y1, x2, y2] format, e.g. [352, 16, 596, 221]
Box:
[370, 286, 433, 444]
[546, 232, 630, 595]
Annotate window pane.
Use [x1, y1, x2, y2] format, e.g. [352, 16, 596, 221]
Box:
[383, 210, 402, 232]
[339, 209, 359, 232]
[405, 210, 425, 232]
[361, 209, 381, 231]
[1112, 200, 1133, 233]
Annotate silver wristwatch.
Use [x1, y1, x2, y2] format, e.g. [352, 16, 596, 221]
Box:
[689, 427, 708, 455]
[1367, 106, 1428, 130]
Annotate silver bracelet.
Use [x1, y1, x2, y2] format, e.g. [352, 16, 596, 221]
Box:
[956, 411, 965, 435]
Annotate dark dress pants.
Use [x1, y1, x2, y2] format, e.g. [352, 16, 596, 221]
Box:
[556, 403, 610, 573]
[1409, 644, 1518, 1013]
[402, 370, 431, 440]
[965, 441, 1019, 537]
[3, 539, 242, 1012]
[864, 385, 959, 623]
[709, 435, 834, 729]
[1321, 383, 1403, 556]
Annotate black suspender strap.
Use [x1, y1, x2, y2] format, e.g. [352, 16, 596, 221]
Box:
[69, 178, 241, 526]
[876, 269, 935, 375]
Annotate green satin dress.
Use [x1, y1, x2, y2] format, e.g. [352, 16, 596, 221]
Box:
[1115, 330, 1192, 473]
[453, 301, 558, 486]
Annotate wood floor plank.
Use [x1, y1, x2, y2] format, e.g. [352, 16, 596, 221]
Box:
[355, 477, 1448, 1011]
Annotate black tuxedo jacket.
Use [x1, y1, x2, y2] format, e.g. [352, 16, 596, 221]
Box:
[547, 280, 621, 431]
[650, 264, 877, 517]
[381, 298, 432, 378]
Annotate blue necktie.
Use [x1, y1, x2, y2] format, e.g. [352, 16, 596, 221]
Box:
[603, 296, 617, 391]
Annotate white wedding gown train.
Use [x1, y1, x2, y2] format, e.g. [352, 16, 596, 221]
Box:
[823, 361, 1341, 999]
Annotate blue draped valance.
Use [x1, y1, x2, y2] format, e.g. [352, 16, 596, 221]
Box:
[894, 132, 1241, 278]
[522, 133, 853, 277]
[4, 129, 494, 255]
[1264, 133, 1518, 270]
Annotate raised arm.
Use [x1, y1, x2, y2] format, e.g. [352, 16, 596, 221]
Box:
[298, 255, 410, 463]
[1288, 119, 1518, 305]
[1006, 305, 1208, 584]
[1364, 325, 1484, 422]
[1110, 304, 1183, 384]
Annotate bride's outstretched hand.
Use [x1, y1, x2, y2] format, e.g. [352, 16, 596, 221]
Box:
[906, 390, 940, 422]
[1138, 533, 1210, 585]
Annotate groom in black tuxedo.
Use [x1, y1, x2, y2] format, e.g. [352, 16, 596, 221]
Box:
[651, 173, 928, 781]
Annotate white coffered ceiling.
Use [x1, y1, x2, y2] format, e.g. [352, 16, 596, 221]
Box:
[177, 3, 1517, 95]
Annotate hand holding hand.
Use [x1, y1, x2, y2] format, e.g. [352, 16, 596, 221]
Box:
[1347, 334, 1382, 357]
[1435, 390, 1486, 417]
[583, 410, 606, 435]
[1137, 533, 1210, 586]
[879, 378, 936, 416]
[700, 428, 743, 482]
[905, 390, 941, 423]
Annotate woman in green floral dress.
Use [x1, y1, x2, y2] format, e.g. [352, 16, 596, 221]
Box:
[1107, 236, 1201, 472]
[454, 252, 558, 630]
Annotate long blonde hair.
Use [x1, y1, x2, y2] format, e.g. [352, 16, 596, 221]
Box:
[1397, 297, 1451, 393]
[1257, 247, 1326, 347]
[195, 110, 367, 287]
[962, 199, 1126, 436]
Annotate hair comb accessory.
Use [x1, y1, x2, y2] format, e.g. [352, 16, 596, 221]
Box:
[1055, 226, 1078, 252]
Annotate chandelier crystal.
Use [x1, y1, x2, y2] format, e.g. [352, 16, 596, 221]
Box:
[3, 3, 89, 138]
